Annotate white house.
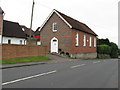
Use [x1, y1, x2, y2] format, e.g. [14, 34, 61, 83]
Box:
[1, 20, 27, 45]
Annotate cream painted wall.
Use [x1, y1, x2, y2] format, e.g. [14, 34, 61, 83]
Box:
[1, 36, 26, 45]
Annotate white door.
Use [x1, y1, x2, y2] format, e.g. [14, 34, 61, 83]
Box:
[51, 37, 58, 53]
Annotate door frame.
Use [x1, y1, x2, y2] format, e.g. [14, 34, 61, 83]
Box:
[50, 37, 58, 53]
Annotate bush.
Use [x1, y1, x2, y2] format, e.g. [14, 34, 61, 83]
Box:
[118, 49, 120, 55]
[109, 42, 118, 58]
[97, 45, 111, 55]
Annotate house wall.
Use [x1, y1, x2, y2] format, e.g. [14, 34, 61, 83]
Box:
[2, 36, 26, 45]
[0, 14, 3, 35]
[2, 44, 47, 59]
[71, 29, 97, 54]
[40, 12, 72, 53]
[40, 12, 97, 58]
[70, 29, 97, 58]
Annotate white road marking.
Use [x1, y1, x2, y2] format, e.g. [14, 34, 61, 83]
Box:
[70, 64, 86, 68]
[93, 61, 100, 64]
[2, 70, 57, 86]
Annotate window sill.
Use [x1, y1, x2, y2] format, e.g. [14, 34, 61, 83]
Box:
[75, 45, 79, 47]
[53, 30, 57, 32]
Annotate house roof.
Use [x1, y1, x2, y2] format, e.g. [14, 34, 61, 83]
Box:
[3, 20, 27, 38]
[21, 25, 35, 36]
[34, 27, 40, 35]
[40, 9, 97, 36]
[0, 7, 4, 14]
[56, 10, 97, 36]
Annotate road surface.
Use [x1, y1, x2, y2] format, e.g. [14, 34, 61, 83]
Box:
[2, 58, 118, 88]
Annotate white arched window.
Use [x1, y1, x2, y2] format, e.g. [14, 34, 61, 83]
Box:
[75, 32, 79, 46]
[89, 36, 92, 47]
[83, 35, 86, 46]
[94, 37, 96, 47]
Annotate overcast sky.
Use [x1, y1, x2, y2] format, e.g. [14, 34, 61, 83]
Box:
[0, 0, 119, 45]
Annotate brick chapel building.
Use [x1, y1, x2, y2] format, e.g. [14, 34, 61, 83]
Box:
[39, 9, 98, 59]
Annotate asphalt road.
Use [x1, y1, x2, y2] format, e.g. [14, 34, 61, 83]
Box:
[2, 58, 118, 88]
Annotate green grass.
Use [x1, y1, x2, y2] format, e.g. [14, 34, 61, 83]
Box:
[1, 56, 51, 64]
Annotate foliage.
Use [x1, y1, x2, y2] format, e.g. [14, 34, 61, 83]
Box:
[118, 49, 120, 55]
[97, 38, 110, 46]
[97, 45, 111, 55]
[97, 38, 119, 58]
[109, 42, 118, 58]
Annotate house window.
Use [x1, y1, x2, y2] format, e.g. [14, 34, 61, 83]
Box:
[75, 32, 79, 46]
[20, 40, 22, 44]
[8, 39, 11, 44]
[94, 37, 96, 47]
[24, 40, 26, 45]
[89, 36, 92, 47]
[83, 35, 86, 46]
[52, 23, 57, 32]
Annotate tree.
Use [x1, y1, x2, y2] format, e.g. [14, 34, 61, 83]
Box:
[109, 42, 118, 58]
[118, 49, 120, 56]
[97, 45, 111, 55]
[97, 38, 110, 45]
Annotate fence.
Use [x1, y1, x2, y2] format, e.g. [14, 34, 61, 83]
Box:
[1, 44, 47, 59]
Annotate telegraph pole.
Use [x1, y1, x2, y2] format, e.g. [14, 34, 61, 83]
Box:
[29, 0, 35, 44]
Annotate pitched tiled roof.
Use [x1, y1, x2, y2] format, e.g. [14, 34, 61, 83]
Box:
[21, 25, 35, 36]
[55, 10, 97, 36]
[3, 20, 27, 38]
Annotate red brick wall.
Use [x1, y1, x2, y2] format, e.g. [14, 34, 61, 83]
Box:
[40, 12, 97, 54]
[40, 12, 72, 53]
[70, 29, 96, 54]
[2, 44, 47, 59]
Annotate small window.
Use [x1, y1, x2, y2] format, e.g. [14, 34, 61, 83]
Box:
[83, 35, 86, 46]
[94, 38, 96, 47]
[52, 23, 57, 32]
[89, 36, 92, 47]
[8, 39, 11, 44]
[20, 40, 22, 44]
[24, 40, 26, 45]
[75, 32, 79, 46]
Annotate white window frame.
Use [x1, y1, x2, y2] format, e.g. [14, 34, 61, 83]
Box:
[20, 40, 22, 44]
[83, 35, 86, 46]
[94, 37, 96, 47]
[24, 40, 26, 45]
[89, 36, 92, 47]
[8, 39, 11, 44]
[52, 22, 57, 32]
[75, 32, 79, 46]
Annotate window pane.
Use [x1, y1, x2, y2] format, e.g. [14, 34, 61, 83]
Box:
[83, 35, 86, 46]
[52, 23, 57, 32]
[89, 37, 92, 47]
[8, 40, 11, 44]
[75, 32, 79, 46]
[94, 38, 96, 47]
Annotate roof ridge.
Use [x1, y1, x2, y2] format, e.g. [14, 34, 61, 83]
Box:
[55, 9, 97, 36]
[55, 10, 85, 25]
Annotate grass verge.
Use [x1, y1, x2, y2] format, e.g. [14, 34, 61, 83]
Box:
[1, 56, 51, 64]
